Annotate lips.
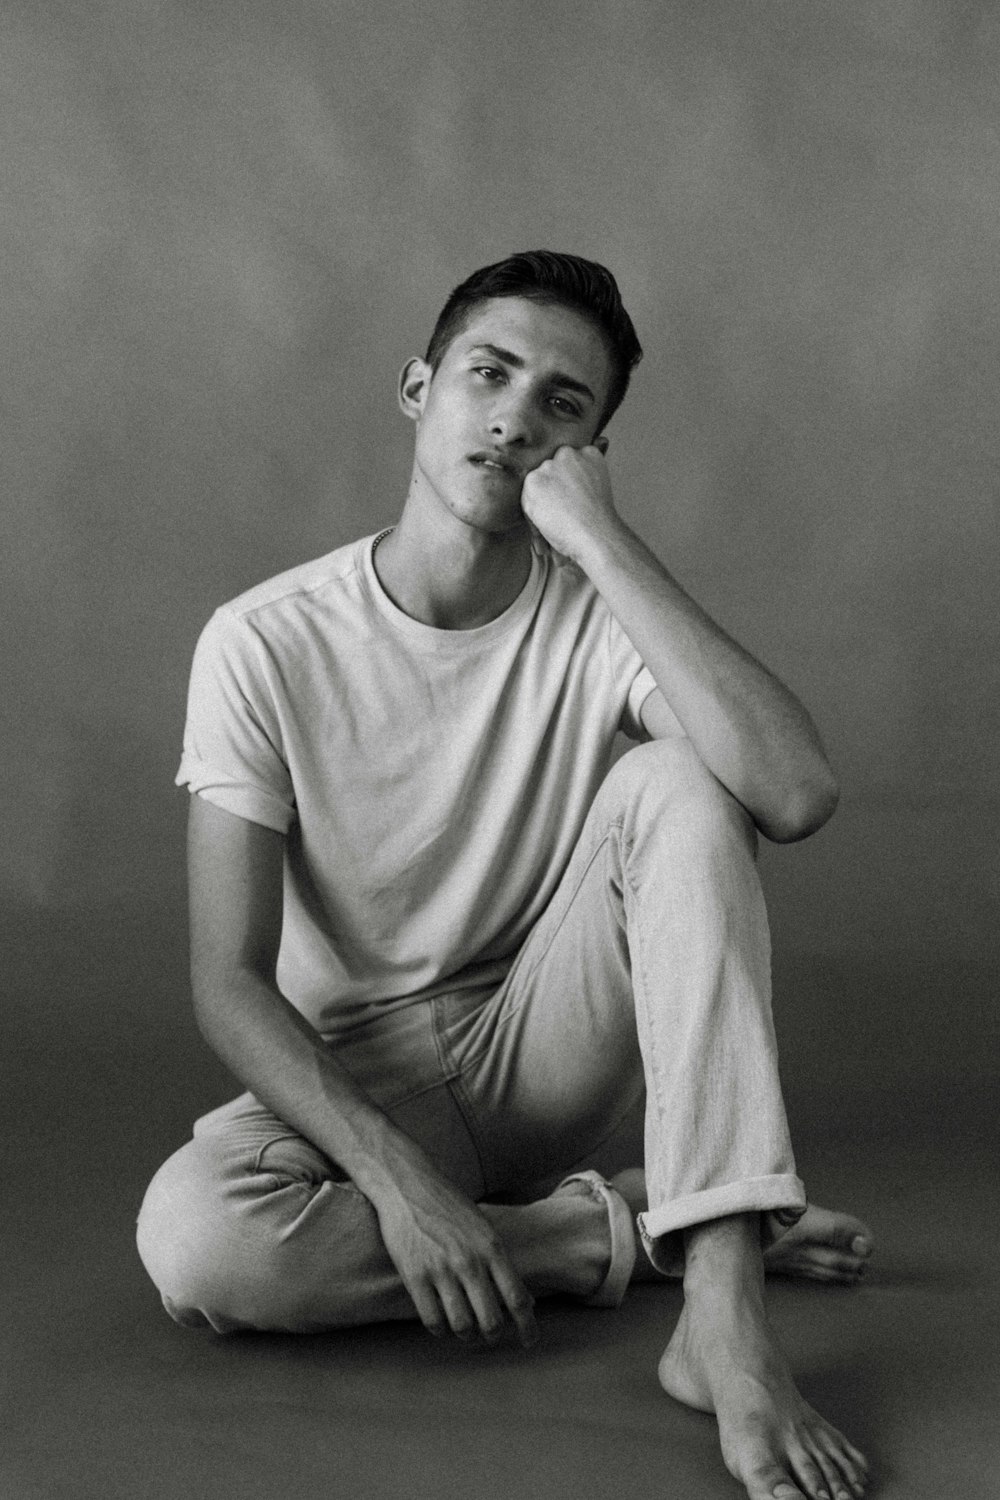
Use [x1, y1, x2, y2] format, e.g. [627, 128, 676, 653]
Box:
[468, 451, 520, 477]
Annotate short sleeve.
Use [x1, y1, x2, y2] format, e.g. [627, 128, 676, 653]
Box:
[175, 608, 296, 833]
[605, 609, 657, 740]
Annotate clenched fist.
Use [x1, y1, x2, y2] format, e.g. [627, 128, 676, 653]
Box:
[521, 444, 624, 568]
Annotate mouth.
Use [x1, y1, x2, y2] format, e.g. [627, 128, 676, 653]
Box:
[468, 452, 520, 477]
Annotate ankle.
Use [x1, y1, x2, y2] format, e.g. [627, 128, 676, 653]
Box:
[486, 1194, 607, 1297]
[681, 1215, 766, 1308]
[546, 1194, 608, 1297]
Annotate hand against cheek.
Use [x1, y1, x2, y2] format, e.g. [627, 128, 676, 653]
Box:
[521, 445, 622, 569]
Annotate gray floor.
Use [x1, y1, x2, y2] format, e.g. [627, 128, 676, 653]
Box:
[4, 903, 998, 1499]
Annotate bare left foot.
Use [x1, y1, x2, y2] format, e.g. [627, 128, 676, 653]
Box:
[658, 1213, 870, 1500]
[764, 1206, 873, 1285]
[659, 1294, 870, 1500]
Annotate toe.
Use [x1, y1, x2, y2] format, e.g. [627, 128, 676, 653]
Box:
[789, 1443, 836, 1499]
[817, 1426, 869, 1492]
[775, 1248, 866, 1284]
[803, 1206, 873, 1257]
[829, 1211, 873, 1256]
[802, 1247, 868, 1281]
[809, 1441, 844, 1500]
[747, 1469, 805, 1500]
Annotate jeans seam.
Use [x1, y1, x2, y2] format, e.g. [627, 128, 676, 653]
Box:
[430, 995, 491, 1191]
[452, 821, 623, 1077]
[622, 826, 672, 1149]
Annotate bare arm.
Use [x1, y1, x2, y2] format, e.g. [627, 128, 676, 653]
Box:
[187, 795, 538, 1346]
[522, 446, 839, 843]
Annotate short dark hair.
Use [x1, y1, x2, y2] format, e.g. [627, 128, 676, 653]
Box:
[424, 250, 642, 428]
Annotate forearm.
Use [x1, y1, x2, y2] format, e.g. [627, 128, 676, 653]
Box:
[193, 968, 439, 1207]
[580, 520, 839, 841]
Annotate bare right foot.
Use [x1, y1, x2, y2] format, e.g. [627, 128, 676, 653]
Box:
[659, 1217, 870, 1500]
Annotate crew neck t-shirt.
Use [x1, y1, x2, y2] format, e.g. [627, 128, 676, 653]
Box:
[177, 534, 659, 1035]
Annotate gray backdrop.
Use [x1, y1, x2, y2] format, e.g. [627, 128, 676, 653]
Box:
[4, 1, 997, 1110]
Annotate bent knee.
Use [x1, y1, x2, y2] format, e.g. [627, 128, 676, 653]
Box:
[136, 1140, 233, 1323]
[605, 739, 754, 844]
[136, 1139, 375, 1332]
[135, 1138, 292, 1330]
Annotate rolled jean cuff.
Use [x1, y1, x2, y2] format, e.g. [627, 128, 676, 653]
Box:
[637, 1173, 807, 1276]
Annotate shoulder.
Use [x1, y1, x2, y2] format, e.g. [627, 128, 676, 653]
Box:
[189, 534, 379, 685]
[217, 536, 373, 629]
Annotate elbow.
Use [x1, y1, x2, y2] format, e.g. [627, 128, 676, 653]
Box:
[761, 767, 840, 844]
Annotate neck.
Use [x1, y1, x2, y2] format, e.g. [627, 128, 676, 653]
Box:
[373, 497, 533, 631]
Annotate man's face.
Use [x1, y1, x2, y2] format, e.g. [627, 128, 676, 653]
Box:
[401, 296, 615, 535]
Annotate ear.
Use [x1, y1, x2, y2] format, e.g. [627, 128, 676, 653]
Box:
[398, 357, 432, 422]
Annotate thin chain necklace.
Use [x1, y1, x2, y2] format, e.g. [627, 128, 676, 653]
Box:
[371, 526, 394, 559]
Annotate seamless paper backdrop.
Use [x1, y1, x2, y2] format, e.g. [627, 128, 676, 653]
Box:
[3, 1, 997, 1095]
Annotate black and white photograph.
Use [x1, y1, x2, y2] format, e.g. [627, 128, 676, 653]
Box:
[3, 4, 997, 1498]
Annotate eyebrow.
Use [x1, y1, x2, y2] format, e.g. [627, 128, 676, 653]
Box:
[468, 344, 597, 405]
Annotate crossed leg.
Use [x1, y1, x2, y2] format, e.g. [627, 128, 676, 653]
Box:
[138, 739, 871, 1498]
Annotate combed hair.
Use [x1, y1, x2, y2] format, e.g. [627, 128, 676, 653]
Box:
[424, 250, 642, 427]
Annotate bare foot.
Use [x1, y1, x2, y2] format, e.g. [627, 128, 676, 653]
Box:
[659, 1295, 870, 1500]
[764, 1206, 874, 1285]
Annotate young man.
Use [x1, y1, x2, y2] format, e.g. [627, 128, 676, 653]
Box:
[138, 252, 873, 1500]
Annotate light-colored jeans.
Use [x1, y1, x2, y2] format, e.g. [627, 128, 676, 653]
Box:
[137, 740, 806, 1332]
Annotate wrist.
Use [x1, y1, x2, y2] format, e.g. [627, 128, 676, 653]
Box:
[347, 1122, 436, 1208]
[572, 513, 635, 580]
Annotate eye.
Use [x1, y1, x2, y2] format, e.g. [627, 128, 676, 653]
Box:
[474, 365, 505, 382]
[549, 395, 582, 418]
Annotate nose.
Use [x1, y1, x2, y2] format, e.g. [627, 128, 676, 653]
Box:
[489, 391, 538, 448]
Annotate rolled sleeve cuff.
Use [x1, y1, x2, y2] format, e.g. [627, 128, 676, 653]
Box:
[637, 1173, 807, 1276]
[176, 753, 295, 834]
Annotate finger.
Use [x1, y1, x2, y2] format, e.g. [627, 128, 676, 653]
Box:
[408, 1278, 448, 1339]
[461, 1271, 507, 1346]
[435, 1276, 481, 1342]
[489, 1256, 539, 1348]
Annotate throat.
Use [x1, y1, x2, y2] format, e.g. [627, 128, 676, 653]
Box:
[373, 524, 533, 630]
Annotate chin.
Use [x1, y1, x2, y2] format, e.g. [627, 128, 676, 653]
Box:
[449, 496, 526, 536]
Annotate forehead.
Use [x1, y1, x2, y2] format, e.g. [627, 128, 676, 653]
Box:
[446, 296, 613, 404]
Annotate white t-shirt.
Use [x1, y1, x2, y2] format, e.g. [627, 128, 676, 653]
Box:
[177, 534, 659, 1034]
